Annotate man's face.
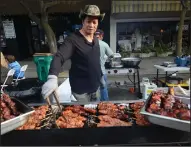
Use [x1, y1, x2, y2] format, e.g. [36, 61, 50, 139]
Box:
[82, 16, 98, 35]
[96, 34, 103, 40]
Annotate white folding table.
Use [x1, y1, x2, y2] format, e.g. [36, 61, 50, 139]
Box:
[154, 65, 190, 86]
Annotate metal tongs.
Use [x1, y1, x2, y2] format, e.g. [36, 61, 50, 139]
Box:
[45, 89, 67, 121]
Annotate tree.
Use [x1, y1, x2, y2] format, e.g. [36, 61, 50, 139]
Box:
[176, 0, 189, 56]
[189, 1, 191, 55]
[20, 0, 80, 54]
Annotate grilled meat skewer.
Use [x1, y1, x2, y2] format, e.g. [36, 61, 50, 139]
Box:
[146, 91, 190, 121]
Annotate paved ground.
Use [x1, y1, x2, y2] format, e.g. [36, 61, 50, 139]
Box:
[19, 56, 190, 102]
[22, 56, 176, 78]
[21, 56, 189, 83]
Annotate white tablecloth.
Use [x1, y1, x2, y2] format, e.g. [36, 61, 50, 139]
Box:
[154, 65, 190, 73]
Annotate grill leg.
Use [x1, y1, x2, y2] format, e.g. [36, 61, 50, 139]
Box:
[133, 72, 136, 91]
[137, 69, 142, 98]
[165, 71, 168, 87]
[156, 69, 159, 86]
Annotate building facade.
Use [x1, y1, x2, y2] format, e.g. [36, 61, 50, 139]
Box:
[1, 0, 191, 60]
[0, 0, 110, 60]
[110, 0, 191, 53]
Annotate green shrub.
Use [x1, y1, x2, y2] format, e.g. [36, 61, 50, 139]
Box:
[141, 46, 151, 53]
[133, 50, 141, 53]
[155, 46, 164, 54]
[119, 46, 131, 58]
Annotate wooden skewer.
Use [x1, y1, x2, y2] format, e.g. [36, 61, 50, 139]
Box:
[56, 124, 60, 129]
[40, 120, 52, 128]
[89, 121, 98, 125]
[40, 123, 50, 128]
[46, 113, 53, 117]
[45, 90, 67, 122]
[61, 116, 68, 123]
[40, 115, 53, 122]
[131, 117, 136, 120]
[40, 117, 50, 122]
[125, 110, 134, 114]
[40, 114, 55, 128]
[91, 115, 98, 118]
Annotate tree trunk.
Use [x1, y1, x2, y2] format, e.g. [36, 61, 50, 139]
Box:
[40, 1, 57, 54]
[189, 25, 191, 55]
[40, 12, 57, 54]
[177, 0, 189, 56]
[189, 13, 191, 55]
[20, 0, 57, 54]
[41, 22, 57, 54]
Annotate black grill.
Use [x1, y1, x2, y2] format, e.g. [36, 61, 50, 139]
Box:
[1, 125, 190, 146]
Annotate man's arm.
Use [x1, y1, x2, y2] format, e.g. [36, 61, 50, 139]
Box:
[49, 37, 74, 76]
[105, 42, 114, 58]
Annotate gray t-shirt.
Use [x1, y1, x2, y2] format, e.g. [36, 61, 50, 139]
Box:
[99, 40, 113, 74]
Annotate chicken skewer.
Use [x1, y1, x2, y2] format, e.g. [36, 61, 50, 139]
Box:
[147, 91, 190, 121]
[45, 89, 67, 121]
[1, 93, 21, 122]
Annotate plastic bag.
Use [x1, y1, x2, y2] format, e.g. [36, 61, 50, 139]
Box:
[51, 78, 77, 103]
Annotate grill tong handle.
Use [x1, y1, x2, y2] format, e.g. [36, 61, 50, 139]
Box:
[45, 89, 62, 113]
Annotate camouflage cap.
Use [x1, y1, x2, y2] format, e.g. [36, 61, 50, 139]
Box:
[79, 5, 105, 21]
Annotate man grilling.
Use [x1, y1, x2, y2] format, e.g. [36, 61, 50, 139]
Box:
[41, 5, 105, 102]
[95, 29, 114, 101]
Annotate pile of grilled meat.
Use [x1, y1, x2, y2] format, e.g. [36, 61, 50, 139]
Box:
[56, 102, 150, 128]
[17, 101, 150, 130]
[17, 105, 50, 130]
[56, 109, 87, 128]
[97, 102, 149, 127]
[146, 91, 190, 121]
[1, 93, 21, 122]
[130, 102, 150, 126]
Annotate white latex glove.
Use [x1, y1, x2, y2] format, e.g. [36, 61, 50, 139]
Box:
[41, 75, 58, 99]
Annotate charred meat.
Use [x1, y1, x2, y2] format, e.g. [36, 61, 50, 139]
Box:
[98, 102, 128, 120]
[97, 115, 132, 127]
[130, 102, 145, 111]
[146, 91, 190, 121]
[130, 102, 150, 126]
[17, 105, 49, 130]
[65, 105, 96, 116]
[56, 110, 86, 128]
[1, 94, 21, 122]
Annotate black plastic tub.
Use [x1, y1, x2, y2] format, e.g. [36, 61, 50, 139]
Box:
[4, 78, 44, 104]
[6, 78, 44, 91]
